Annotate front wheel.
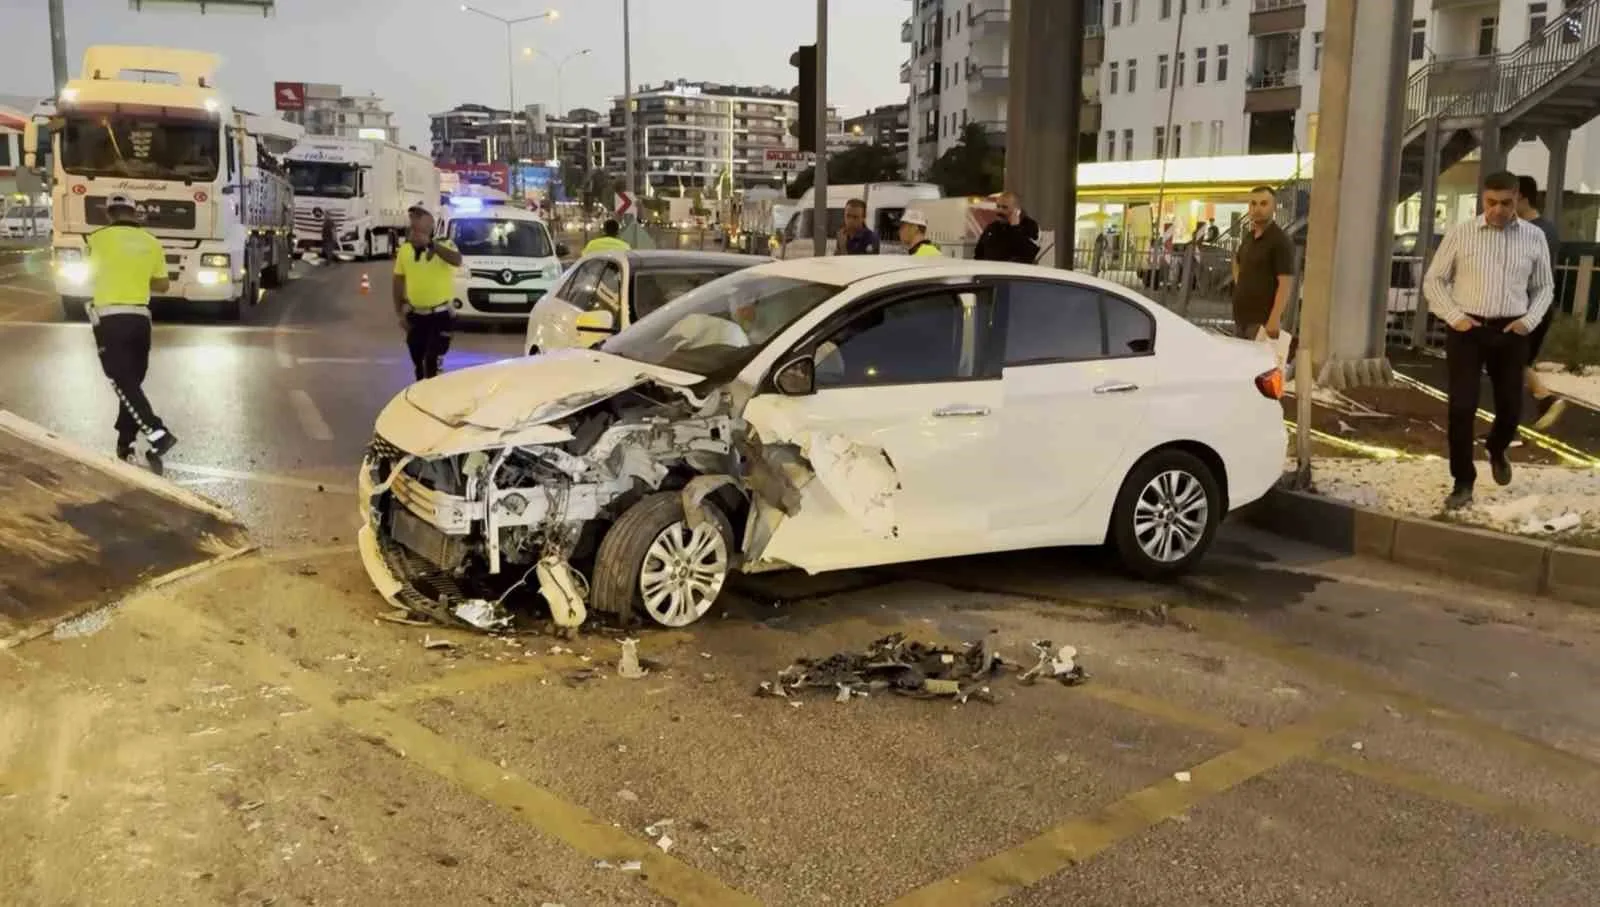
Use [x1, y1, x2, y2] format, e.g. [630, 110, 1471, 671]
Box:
[590, 492, 735, 628]
[1109, 449, 1222, 580]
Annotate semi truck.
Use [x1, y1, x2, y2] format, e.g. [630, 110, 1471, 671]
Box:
[284, 136, 438, 261]
[23, 45, 300, 321]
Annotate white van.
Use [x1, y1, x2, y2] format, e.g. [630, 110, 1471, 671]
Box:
[779, 181, 942, 258]
[436, 198, 568, 323]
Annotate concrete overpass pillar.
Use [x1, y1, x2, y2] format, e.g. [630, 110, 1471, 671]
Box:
[1299, 0, 1411, 387]
[1006, 0, 1084, 269]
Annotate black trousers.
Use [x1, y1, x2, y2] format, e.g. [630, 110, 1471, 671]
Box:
[405, 309, 453, 380]
[1444, 319, 1528, 486]
[92, 313, 166, 448]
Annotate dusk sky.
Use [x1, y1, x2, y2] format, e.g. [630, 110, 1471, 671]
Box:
[0, 0, 909, 146]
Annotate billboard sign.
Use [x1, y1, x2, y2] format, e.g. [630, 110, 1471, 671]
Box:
[440, 163, 510, 192]
[273, 81, 305, 112]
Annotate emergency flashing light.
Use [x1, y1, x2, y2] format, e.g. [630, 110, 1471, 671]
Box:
[450, 196, 485, 212]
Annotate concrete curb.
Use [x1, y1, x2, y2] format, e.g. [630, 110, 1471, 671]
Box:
[1239, 487, 1600, 609]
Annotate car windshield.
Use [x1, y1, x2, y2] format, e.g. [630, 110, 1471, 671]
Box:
[287, 161, 358, 198]
[449, 218, 554, 258]
[58, 112, 220, 181]
[603, 270, 841, 376]
[630, 266, 746, 320]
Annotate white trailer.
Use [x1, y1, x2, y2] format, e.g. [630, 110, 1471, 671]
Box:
[24, 45, 300, 320]
[284, 136, 438, 260]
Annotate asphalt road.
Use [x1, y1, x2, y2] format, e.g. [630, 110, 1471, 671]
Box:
[2, 262, 1600, 906]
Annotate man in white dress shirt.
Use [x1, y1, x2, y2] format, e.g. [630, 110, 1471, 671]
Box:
[1423, 170, 1554, 511]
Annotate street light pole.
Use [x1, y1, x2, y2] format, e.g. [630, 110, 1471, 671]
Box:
[623, 0, 636, 214]
[461, 4, 558, 164]
[48, 0, 69, 93]
[552, 48, 592, 119]
[812, 0, 827, 258]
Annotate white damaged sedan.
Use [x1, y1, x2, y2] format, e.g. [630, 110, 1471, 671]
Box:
[358, 256, 1287, 631]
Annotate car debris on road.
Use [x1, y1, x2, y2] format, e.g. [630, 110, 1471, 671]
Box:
[757, 633, 1087, 705]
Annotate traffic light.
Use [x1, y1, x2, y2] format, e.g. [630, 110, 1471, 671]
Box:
[789, 44, 818, 153]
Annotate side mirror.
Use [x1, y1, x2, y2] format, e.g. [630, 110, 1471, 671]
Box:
[556, 242, 570, 257]
[773, 356, 816, 397]
[575, 308, 616, 332]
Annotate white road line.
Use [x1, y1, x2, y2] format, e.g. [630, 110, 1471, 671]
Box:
[296, 356, 402, 365]
[289, 389, 334, 442]
[0, 283, 57, 299]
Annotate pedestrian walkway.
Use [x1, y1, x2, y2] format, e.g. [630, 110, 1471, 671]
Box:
[0, 410, 250, 647]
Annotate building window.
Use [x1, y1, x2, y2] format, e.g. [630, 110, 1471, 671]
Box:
[1108, 61, 1120, 94]
[1154, 125, 1166, 158]
[1189, 121, 1202, 155]
[1127, 59, 1138, 92]
[1122, 129, 1133, 159]
[1217, 44, 1229, 81]
[1172, 124, 1183, 157]
[1131, 0, 1140, 22]
[1478, 16, 1498, 55]
[1313, 31, 1323, 70]
[1160, 0, 1172, 20]
[1410, 19, 1427, 60]
[1210, 119, 1224, 154]
[1176, 51, 1186, 86]
[1105, 129, 1116, 160]
[1196, 47, 1208, 83]
[1158, 53, 1170, 89]
[1112, 0, 1122, 26]
[1530, 2, 1548, 45]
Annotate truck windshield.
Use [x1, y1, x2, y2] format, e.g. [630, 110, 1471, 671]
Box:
[448, 218, 553, 258]
[58, 114, 220, 181]
[287, 162, 358, 198]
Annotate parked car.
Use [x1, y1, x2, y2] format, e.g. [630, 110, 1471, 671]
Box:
[1, 205, 51, 239]
[525, 249, 767, 356]
[359, 256, 1287, 632]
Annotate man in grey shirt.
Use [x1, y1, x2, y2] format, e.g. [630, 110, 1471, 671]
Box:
[1518, 174, 1565, 429]
[1423, 170, 1554, 511]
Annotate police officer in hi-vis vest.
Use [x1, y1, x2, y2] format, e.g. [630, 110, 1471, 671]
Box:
[392, 204, 463, 381]
[898, 209, 942, 257]
[85, 192, 179, 467]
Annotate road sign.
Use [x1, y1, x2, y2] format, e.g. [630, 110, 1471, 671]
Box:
[614, 190, 634, 218]
[763, 148, 813, 172]
[273, 82, 305, 112]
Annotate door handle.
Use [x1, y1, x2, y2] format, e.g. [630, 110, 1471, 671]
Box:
[1093, 381, 1140, 394]
[932, 404, 991, 417]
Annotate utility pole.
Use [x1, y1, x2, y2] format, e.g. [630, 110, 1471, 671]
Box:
[1011, 0, 1084, 268]
[623, 0, 636, 217]
[812, 0, 828, 258]
[49, 0, 69, 93]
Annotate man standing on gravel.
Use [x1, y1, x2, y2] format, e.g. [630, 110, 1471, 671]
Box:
[1424, 170, 1554, 511]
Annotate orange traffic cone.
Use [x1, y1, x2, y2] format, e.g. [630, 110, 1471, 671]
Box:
[359, 273, 371, 295]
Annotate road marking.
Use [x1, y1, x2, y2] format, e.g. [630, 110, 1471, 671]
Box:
[296, 356, 403, 365]
[0, 321, 322, 334]
[0, 282, 55, 299]
[289, 389, 334, 442]
[160, 461, 355, 494]
[131, 595, 762, 907]
[886, 706, 1366, 907]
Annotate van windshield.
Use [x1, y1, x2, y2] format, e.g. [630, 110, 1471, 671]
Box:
[448, 218, 554, 258]
[787, 207, 845, 241]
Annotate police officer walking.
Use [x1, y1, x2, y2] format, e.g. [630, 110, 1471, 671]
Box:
[898, 209, 942, 257]
[392, 204, 463, 381]
[86, 193, 178, 468]
[582, 218, 631, 255]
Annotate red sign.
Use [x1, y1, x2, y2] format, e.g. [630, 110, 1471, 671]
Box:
[274, 82, 306, 112]
[440, 163, 510, 192]
[614, 190, 633, 218]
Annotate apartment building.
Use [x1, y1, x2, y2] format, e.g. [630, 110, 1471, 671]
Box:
[430, 103, 556, 165]
[605, 81, 809, 195]
[844, 103, 911, 162]
[901, 0, 1104, 178]
[277, 83, 399, 144]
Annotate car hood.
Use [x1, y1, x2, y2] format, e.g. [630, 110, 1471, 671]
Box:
[402, 347, 706, 432]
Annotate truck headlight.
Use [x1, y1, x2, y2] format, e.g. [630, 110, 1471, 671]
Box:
[59, 261, 90, 285]
[196, 269, 230, 286]
[200, 253, 230, 268]
[54, 248, 83, 263]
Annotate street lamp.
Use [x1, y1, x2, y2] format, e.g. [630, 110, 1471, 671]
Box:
[460, 4, 559, 163]
[520, 47, 591, 118]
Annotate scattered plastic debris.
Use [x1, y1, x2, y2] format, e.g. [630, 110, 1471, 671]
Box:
[422, 636, 457, 650]
[644, 819, 674, 837]
[378, 610, 431, 627]
[454, 598, 513, 631]
[1019, 641, 1089, 686]
[656, 835, 674, 853]
[1521, 512, 1582, 535]
[617, 789, 639, 803]
[1351, 741, 1365, 752]
[1174, 771, 1192, 783]
[52, 605, 118, 641]
[760, 633, 1024, 704]
[618, 638, 647, 679]
[596, 859, 644, 873]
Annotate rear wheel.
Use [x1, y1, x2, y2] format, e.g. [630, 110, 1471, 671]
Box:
[1108, 449, 1222, 580]
[590, 492, 735, 627]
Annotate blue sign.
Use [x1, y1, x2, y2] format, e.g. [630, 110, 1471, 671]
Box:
[514, 165, 559, 201]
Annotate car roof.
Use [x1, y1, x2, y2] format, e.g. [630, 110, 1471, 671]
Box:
[448, 205, 547, 224]
[748, 255, 1138, 289]
[623, 250, 766, 269]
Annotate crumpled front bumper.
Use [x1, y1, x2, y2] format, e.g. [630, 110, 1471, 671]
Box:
[356, 458, 402, 606]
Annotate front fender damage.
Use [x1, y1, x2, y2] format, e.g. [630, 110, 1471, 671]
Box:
[361, 375, 903, 633]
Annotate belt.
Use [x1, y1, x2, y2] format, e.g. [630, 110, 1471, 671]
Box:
[1472, 315, 1526, 327]
[406, 304, 452, 315]
[91, 303, 152, 318]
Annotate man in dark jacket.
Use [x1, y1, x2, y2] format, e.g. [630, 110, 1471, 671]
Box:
[974, 191, 1040, 263]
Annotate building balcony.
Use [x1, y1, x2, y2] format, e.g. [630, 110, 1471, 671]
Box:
[901, 18, 912, 42]
[1085, 30, 1104, 67]
[966, 63, 1009, 95]
[1249, 0, 1306, 36]
[900, 61, 912, 84]
[968, 7, 1008, 42]
[1244, 69, 1302, 113]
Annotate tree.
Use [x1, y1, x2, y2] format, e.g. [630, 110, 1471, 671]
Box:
[926, 124, 1005, 197]
[785, 142, 906, 199]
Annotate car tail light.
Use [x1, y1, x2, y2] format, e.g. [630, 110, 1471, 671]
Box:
[1255, 367, 1284, 400]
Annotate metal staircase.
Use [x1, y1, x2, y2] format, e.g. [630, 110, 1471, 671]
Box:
[1398, 0, 1600, 200]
